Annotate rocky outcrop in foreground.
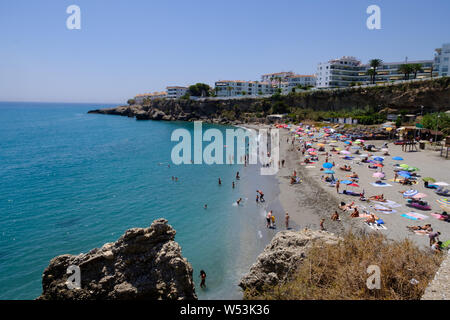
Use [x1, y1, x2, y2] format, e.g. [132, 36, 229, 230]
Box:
[38, 219, 197, 300]
[422, 253, 450, 300]
[239, 229, 340, 292]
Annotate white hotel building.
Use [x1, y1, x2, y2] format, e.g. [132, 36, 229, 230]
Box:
[214, 80, 273, 97]
[261, 71, 295, 85]
[166, 86, 188, 99]
[434, 43, 450, 77]
[316, 56, 437, 88]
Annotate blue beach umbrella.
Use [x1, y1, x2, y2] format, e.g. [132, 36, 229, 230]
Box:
[403, 189, 418, 198]
[323, 162, 333, 169]
[392, 156, 404, 161]
[341, 180, 352, 185]
[324, 170, 335, 174]
[398, 171, 411, 178]
[373, 157, 384, 162]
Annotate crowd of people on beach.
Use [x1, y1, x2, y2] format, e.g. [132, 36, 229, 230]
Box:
[280, 122, 449, 254]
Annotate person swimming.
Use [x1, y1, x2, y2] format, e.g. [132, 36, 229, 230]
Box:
[237, 198, 242, 205]
[236, 172, 240, 180]
[199, 270, 206, 288]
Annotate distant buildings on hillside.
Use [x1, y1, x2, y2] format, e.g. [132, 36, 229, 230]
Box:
[131, 42, 449, 101]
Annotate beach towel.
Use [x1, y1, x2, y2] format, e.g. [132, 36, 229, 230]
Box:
[372, 204, 396, 214]
[370, 182, 392, 187]
[400, 212, 429, 221]
[431, 213, 447, 220]
[413, 230, 429, 236]
[305, 165, 316, 168]
[366, 222, 387, 231]
[373, 200, 402, 208]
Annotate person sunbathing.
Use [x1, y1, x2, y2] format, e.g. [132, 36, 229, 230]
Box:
[369, 194, 385, 201]
[399, 178, 413, 185]
[350, 207, 360, 218]
[331, 211, 340, 221]
[339, 201, 355, 211]
[365, 214, 376, 224]
[349, 172, 359, 179]
[340, 165, 352, 171]
[407, 224, 432, 231]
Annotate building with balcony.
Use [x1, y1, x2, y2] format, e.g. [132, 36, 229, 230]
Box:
[166, 86, 188, 99]
[214, 80, 273, 97]
[316, 56, 437, 88]
[261, 71, 295, 86]
[434, 43, 450, 77]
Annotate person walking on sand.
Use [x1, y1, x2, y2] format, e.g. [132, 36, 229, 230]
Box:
[266, 211, 272, 228]
[320, 218, 325, 231]
[271, 214, 276, 228]
[394, 172, 398, 182]
[199, 270, 206, 288]
[336, 180, 340, 193]
[285, 212, 290, 229]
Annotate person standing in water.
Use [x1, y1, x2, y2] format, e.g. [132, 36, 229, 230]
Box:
[285, 212, 290, 229]
[218, 178, 222, 185]
[232, 181, 235, 189]
[266, 211, 272, 228]
[199, 270, 206, 288]
[236, 172, 240, 180]
[237, 198, 242, 206]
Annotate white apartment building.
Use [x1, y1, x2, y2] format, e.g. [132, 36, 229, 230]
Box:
[316, 56, 363, 88]
[134, 91, 168, 104]
[317, 56, 437, 88]
[261, 71, 295, 85]
[434, 43, 450, 77]
[166, 86, 188, 99]
[214, 80, 273, 97]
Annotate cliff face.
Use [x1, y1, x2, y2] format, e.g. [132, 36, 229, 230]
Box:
[89, 78, 450, 123]
[38, 219, 197, 300]
[239, 229, 340, 293]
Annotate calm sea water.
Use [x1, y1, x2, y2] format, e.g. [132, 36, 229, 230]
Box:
[0, 102, 279, 300]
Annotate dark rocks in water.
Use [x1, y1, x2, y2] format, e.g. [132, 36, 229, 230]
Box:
[239, 229, 340, 293]
[38, 218, 197, 300]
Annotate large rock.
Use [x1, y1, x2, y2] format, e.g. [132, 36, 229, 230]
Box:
[239, 229, 340, 292]
[38, 219, 197, 300]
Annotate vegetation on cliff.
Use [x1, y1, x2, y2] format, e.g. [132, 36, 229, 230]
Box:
[244, 232, 443, 300]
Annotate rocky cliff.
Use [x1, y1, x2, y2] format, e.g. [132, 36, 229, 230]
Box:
[89, 78, 450, 124]
[239, 229, 340, 293]
[38, 219, 197, 300]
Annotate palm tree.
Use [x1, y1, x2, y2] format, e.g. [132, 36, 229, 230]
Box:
[369, 59, 383, 84]
[411, 63, 423, 79]
[227, 86, 232, 97]
[366, 69, 376, 84]
[398, 64, 413, 80]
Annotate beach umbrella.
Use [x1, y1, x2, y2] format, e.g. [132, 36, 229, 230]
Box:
[324, 170, 335, 174]
[399, 164, 410, 169]
[344, 141, 351, 145]
[434, 182, 449, 186]
[373, 172, 385, 178]
[403, 190, 418, 198]
[340, 150, 351, 155]
[373, 157, 384, 162]
[412, 193, 427, 199]
[351, 146, 361, 149]
[398, 171, 411, 178]
[307, 148, 315, 152]
[392, 156, 404, 161]
[437, 199, 450, 210]
[348, 183, 360, 187]
[407, 167, 419, 172]
[422, 177, 436, 183]
[341, 180, 352, 185]
[323, 162, 333, 169]
[317, 143, 325, 147]
[373, 163, 384, 168]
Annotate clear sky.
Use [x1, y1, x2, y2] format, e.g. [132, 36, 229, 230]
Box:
[0, 0, 449, 103]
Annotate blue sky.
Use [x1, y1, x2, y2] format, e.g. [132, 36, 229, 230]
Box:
[0, 0, 449, 103]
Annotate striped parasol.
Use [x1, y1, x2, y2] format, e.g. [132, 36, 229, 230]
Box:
[403, 190, 418, 198]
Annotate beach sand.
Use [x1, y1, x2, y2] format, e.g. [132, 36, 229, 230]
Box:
[244, 123, 450, 250]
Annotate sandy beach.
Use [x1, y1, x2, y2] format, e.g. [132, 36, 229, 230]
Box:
[245, 123, 450, 250]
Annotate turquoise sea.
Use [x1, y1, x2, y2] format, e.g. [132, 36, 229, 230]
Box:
[0, 102, 281, 300]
